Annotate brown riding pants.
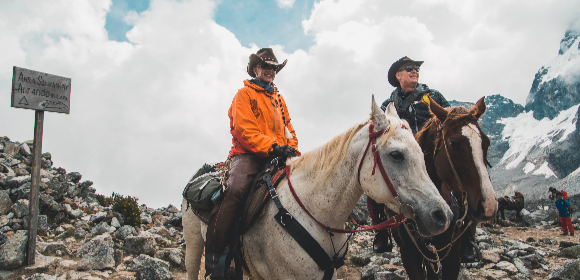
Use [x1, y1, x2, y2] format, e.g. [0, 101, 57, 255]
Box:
[205, 154, 266, 275]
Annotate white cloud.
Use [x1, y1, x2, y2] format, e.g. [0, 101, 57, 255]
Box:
[0, 0, 579, 208]
[276, 0, 295, 9]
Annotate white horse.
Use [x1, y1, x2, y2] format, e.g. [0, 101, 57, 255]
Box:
[182, 98, 454, 280]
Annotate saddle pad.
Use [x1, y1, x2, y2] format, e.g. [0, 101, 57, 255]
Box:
[189, 166, 286, 229]
[242, 169, 286, 232]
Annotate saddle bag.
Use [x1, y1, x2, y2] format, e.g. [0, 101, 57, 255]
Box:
[182, 162, 226, 211]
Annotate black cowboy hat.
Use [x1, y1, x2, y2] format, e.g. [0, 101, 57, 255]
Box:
[388, 56, 424, 88]
[247, 48, 288, 78]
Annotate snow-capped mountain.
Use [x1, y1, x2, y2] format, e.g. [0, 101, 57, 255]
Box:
[490, 29, 580, 200]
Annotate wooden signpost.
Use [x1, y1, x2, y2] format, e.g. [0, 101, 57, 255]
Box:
[11, 66, 71, 265]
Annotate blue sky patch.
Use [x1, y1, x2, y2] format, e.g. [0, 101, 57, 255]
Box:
[105, 0, 150, 42]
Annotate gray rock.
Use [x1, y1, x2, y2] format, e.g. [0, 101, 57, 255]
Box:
[0, 230, 28, 269]
[0, 191, 12, 215]
[0, 270, 14, 280]
[495, 261, 518, 275]
[76, 234, 115, 270]
[91, 221, 114, 235]
[350, 194, 371, 225]
[111, 217, 121, 228]
[36, 242, 71, 256]
[116, 225, 137, 240]
[559, 241, 580, 248]
[74, 228, 88, 238]
[25, 273, 64, 280]
[128, 254, 173, 280]
[6, 176, 30, 188]
[37, 215, 48, 234]
[141, 214, 153, 224]
[2, 142, 19, 157]
[351, 247, 398, 266]
[481, 250, 500, 263]
[12, 199, 29, 218]
[124, 236, 157, 256]
[66, 172, 82, 183]
[69, 209, 83, 219]
[550, 258, 580, 280]
[154, 248, 183, 266]
[18, 144, 31, 157]
[513, 258, 531, 279]
[558, 245, 580, 259]
[541, 238, 559, 245]
[361, 264, 397, 280]
[90, 212, 107, 224]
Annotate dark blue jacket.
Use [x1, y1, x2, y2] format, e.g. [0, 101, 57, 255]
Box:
[556, 198, 571, 217]
[381, 84, 449, 134]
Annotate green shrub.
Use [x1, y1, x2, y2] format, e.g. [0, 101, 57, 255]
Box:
[112, 192, 141, 227]
[95, 194, 114, 207]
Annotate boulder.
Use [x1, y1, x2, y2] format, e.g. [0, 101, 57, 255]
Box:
[350, 195, 371, 225]
[558, 245, 580, 259]
[361, 264, 398, 280]
[12, 199, 29, 218]
[91, 221, 114, 235]
[550, 258, 580, 280]
[2, 142, 19, 156]
[25, 274, 64, 280]
[495, 261, 518, 275]
[76, 234, 115, 270]
[127, 254, 173, 280]
[481, 250, 500, 263]
[513, 258, 531, 279]
[0, 230, 28, 269]
[154, 248, 183, 266]
[66, 172, 82, 183]
[6, 176, 30, 188]
[124, 236, 157, 256]
[559, 241, 580, 248]
[36, 242, 71, 256]
[18, 143, 31, 157]
[116, 225, 137, 240]
[90, 212, 107, 224]
[0, 191, 12, 215]
[141, 214, 153, 224]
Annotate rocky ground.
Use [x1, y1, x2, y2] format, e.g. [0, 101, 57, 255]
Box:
[3, 136, 580, 280]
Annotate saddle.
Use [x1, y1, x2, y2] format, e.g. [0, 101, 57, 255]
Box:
[183, 160, 286, 232]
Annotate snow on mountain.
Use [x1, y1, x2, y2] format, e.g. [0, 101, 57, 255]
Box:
[539, 32, 580, 84]
[498, 104, 579, 177]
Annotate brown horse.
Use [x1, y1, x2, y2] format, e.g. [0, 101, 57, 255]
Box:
[391, 97, 498, 280]
[497, 192, 525, 223]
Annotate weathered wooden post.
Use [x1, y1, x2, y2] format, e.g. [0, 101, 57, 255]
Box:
[11, 66, 71, 265]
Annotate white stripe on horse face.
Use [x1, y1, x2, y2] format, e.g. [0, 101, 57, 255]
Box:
[462, 123, 496, 217]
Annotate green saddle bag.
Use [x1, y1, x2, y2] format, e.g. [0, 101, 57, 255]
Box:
[183, 163, 224, 211]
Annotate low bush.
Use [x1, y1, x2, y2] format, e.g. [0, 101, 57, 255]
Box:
[112, 192, 141, 227]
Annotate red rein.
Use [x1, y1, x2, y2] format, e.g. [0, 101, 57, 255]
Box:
[285, 122, 408, 233]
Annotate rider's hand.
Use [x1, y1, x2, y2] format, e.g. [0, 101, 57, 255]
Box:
[270, 144, 297, 158]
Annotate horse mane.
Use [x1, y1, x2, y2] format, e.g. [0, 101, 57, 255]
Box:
[289, 115, 408, 187]
[415, 106, 492, 167]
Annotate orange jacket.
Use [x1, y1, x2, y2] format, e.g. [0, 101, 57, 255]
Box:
[228, 80, 300, 158]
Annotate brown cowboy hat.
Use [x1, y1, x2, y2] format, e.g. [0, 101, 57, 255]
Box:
[388, 56, 424, 88]
[247, 48, 288, 78]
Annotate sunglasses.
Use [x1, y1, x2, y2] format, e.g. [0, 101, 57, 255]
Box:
[398, 66, 420, 72]
[259, 63, 280, 71]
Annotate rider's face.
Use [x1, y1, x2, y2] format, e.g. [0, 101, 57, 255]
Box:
[253, 63, 276, 84]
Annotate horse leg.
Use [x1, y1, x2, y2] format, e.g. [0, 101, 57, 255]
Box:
[440, 240, 462, 280]
[182, 199, 205, 280]
[392, 227, 426, 280]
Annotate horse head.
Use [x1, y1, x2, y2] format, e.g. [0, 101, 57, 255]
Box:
[421, 97, 498, 223]
[358, 96, 453, 237]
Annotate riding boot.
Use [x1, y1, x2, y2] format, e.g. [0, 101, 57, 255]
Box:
[370, 199, 393, 253]
[205, 154, 266, 277]
[460, 229, 478, 263]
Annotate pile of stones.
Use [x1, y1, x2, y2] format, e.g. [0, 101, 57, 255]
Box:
[0, 137, 185, 280]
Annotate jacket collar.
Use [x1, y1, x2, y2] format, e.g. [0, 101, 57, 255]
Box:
[245, 79, 276, 94]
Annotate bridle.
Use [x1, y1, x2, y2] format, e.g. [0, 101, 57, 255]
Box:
[356, 122, 417, 219]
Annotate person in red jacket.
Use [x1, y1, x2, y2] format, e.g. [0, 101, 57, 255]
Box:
[205, 48, 300, 279]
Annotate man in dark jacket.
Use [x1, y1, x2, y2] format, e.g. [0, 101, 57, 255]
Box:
[380, 56, 449, 133]
[372, 56, 479, 263]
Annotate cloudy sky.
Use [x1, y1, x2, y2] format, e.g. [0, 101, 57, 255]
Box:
[1, 0, 579, 208]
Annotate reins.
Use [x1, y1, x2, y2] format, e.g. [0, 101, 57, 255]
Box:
[285, 122, 411, 234]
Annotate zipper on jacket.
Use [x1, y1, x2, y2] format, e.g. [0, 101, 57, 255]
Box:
[270, 96, 278, 136]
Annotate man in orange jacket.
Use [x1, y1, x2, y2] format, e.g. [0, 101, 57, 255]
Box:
[205, 48, 300, 279]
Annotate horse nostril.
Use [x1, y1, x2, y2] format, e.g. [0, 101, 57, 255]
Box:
[431, 209, 448, 225]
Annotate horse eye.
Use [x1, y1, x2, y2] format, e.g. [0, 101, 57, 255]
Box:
[389, 151, 405, 161]
[449, 140, 460, 150]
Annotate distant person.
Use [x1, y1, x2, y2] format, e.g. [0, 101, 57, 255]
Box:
[555, 191, 574, 236]
[549, 187, 568, 200]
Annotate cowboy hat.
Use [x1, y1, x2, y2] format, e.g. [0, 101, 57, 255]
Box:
[388, 56, 424, 88]
[247, 48, 287, 78]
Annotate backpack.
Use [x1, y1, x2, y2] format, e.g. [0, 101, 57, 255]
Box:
[182, 162, 225, 210]
[562, 190, 569, 200]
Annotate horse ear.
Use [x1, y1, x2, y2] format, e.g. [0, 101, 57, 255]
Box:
[384, 102, 398, 118]
[429, 96, 448, 122]
[470, 97, 486, 119]
[371, 95, 389, 129]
